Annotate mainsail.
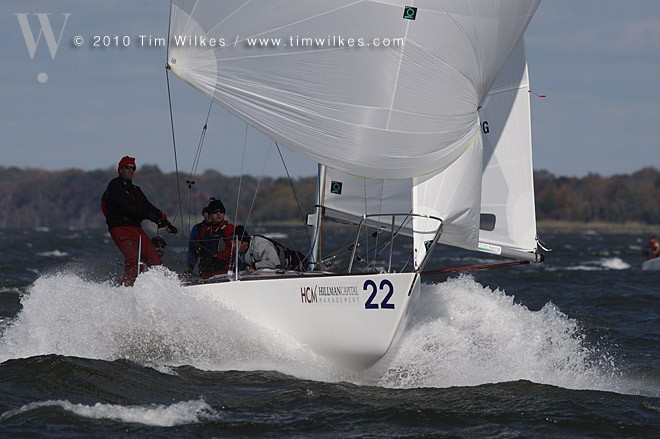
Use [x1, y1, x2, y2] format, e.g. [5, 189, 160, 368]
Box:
[168, 0, 541, 179]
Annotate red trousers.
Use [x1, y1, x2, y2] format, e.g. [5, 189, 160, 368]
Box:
[110, 226, 162, 286]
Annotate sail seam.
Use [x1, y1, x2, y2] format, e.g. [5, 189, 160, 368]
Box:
[385, 0, 414, 130]
[217, 1, 363, 44]
[206, 0, 254, 36]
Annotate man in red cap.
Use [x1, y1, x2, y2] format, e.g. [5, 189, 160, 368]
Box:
[102, 156, 177, 286]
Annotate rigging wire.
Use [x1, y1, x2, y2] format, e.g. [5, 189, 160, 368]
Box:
[241, 140, 274, 230]
[165, 18, 215, 239]
[185, 102, 214, 230]
[165, 66, 186, 240]
[366, 179, 387, 267]
[163, 9, 186, 240]
[360, 215, 414, 272]
[245, 140, 273, 230]
[233, 137, 311, 259]
[234, 123, 250, 226]
[317, 216, 411, 272]
[189, 103, 213, 179]
[275, 142, 311, 247]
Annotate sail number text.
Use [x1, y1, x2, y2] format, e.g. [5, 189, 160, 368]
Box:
[364, 279, 395, 309]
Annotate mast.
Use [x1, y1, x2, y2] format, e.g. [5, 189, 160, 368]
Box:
[307, 164, 326, 270]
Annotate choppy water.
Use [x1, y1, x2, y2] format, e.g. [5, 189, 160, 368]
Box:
[0, 228, 658, 438]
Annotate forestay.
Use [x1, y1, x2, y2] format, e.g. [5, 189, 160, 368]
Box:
[168, 0, 541, 179]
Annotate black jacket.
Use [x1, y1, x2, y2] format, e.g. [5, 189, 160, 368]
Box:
[102, 176, 163, 229]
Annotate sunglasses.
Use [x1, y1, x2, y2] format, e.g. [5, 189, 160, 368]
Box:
[122, 165, 136, 170]
[211, 209, 224, 214]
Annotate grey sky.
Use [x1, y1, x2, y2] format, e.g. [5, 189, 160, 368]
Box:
[1, 1, 658, 178]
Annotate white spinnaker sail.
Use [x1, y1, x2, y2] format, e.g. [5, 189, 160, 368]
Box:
[479, 39, 538, 256]
[321, 38, 539, 263]
[168, 0, 540, 179]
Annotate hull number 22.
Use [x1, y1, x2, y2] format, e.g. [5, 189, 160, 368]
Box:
[364, 279, 395, 309]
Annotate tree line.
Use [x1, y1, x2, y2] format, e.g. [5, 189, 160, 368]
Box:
[0, 165, 657, 229]
[534, 167, 659, 224]
[0, 165, 317, 230]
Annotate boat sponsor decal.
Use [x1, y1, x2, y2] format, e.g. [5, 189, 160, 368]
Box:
[299, 278, 396, 309]
[478, 242, 502, 255]
[330, 181, 343, 194]
[300, 283, 359, 305]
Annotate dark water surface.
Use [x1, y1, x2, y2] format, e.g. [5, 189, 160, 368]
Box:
[1, 228, 658, 438]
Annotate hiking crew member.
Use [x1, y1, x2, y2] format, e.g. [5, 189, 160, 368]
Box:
[648, 236, 660, 260]
[233, 226, 281, 271]
[151, 236, 167, 258]
[102, 156, 177, 286]
[193, 199, 235, 279]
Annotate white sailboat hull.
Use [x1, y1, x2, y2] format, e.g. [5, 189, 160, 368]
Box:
[186, 272, 420, 369]
[642, 258, 660, 271]
[166, 1, 544, 371]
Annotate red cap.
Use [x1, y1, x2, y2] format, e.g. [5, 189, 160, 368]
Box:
[118, 156, 136, 172]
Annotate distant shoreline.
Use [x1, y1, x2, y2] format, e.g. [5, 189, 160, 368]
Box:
[537, 220, 660, 234]
[13, 220, 660, 235]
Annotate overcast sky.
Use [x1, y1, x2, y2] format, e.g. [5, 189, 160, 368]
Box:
[1, 1, 658, 178]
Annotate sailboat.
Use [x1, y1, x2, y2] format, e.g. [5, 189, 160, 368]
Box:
[167, 0, 544, 369]
[642, 258, 660, 271]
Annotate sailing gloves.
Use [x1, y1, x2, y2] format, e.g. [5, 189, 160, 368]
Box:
[157, 217, 178, 234]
